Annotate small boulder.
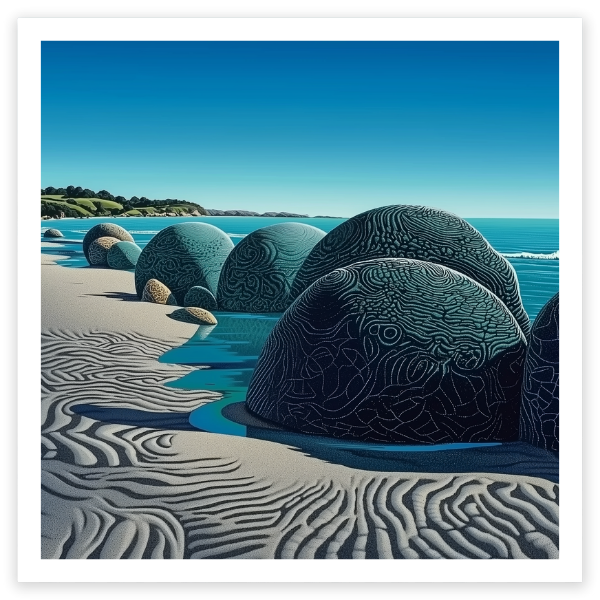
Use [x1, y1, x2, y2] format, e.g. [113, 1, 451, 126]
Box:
[171, 307, 218, 325]
[107, 241, 142, 270]
[141, 278, 177, 305]
[88, 236, 120, 266]
[183, 286, 218, 311]
[43, 228, 63, 238]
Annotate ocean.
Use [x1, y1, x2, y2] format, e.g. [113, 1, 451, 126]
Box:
[41, 215, 559, 321]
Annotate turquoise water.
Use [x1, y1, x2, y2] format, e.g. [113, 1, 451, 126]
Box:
[41, 215, 558, 320]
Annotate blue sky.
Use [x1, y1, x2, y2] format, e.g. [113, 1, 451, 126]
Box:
[42, 41, 558, 218]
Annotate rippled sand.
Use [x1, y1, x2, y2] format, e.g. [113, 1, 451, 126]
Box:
[41, 255, 559, 559]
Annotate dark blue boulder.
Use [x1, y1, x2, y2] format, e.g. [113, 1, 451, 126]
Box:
[290, 205, 530, 337]
[520, 293, 559, 453]
[246, 258, 527, 444]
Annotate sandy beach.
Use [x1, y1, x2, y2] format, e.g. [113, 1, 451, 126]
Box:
[41, 253, 559, 559]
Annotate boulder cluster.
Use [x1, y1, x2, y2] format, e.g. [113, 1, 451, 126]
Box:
[80, 206, 559, 450]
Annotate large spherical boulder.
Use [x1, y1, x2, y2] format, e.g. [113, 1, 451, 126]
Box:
[290, 205, 530, 337]
[184, 286, 218, 311]
[246, 258, 527, 444]
[106, 241, 142, 270]
[88, 236, 120, 266]
[43, 228, 63, 238]
[135, 223, 234, 305]
[520, 293, 559, 453]
[83, 223, 134, 263]
[217, 223, 326, 312]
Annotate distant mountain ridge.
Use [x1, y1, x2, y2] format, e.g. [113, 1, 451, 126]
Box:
[207, 209, 342, 218]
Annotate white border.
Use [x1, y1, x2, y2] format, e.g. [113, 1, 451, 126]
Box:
[18, 18, 582, 582]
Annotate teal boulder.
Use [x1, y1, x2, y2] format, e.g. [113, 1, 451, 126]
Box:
[107, 241, 142, 270]
[217, 222, 325, 312]
[135, 222, 234, 305]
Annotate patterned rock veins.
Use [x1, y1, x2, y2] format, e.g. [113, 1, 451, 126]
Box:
[520, 293, 559, 453]
[217, 222, 325, 313]
[247, 258, 527, 444]
[290, 205, 530, 336]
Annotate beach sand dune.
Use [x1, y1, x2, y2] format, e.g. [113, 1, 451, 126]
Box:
[41, 256, 559, 559]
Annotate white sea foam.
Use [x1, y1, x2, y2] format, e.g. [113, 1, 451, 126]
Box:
[502, 251, 559, 260]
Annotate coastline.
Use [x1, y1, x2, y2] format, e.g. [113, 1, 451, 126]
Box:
[41, 253, 560, 559]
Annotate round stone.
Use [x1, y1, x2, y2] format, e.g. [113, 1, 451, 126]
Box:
[141, 278, 177, 305]
[520, 293, 559, 453]
[43, 228, 63, 238]
[246, 258, 527, 444]
[83, 223, 134, 263]
[184, 286, 218, 311]
[290, 205, 530, 337]
[107, 241, 142, 270]
[171, 307, 218, 325]
[88, 236, 120, 266]
[135, 222, 234, 305]
[217, 223, 326, 312]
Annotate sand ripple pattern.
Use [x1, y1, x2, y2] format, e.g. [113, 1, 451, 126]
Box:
[42, 329, 218, 467]
[42, 330, 558, 559]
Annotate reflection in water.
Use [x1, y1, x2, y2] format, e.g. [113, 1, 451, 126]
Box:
[161, 314, 558, 482]
[162, 313, 280, 437]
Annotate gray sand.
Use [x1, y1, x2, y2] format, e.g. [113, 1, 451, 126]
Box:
[41, 254, 559, 559]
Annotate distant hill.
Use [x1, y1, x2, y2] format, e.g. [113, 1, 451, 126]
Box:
[40, 186, 342, 219]
[41, 186, 208, 218]
[207, 209, 313, 218]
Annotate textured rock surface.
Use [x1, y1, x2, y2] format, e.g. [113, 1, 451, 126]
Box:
[247, 258, 527, 444]
[520, 293, 559, 453]
[83, 223, 134, 263]
[88, 236, 120, 266]
[217, 223, 326, 312]
[107, 241, 142, 270]
[141, 278, 177, 305]
[183, 286, 218, 311]
[43, 228, 63, 238]
[171, 307, 218, 325]
[135, 222, 233, 305]
[290, 205, 530, 336]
